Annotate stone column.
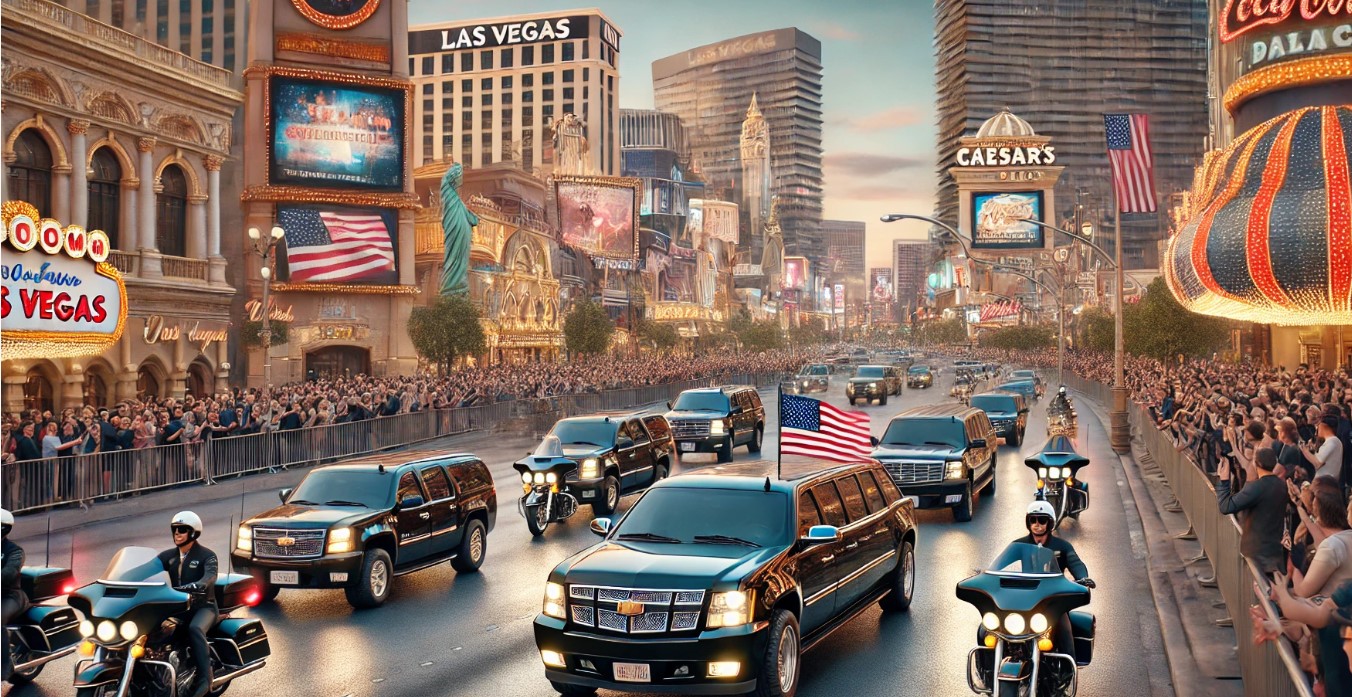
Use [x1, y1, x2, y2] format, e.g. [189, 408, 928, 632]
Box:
[204, 155, 227, 285]
[121, 177, 138, 252]
[68, 120, 90, 227]
[187, 195, 207, 260]
[2, 375, 27, 415]
[138, 138, 162, 277]
[115, 337, 138, 402]
[51, 166, 71, 221]
[61, 372, 85, 412]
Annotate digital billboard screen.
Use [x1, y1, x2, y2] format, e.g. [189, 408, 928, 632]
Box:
[970, 191, 1045, 250]
[269, 75, 406, 191]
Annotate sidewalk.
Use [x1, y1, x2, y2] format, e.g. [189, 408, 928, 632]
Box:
[1076, 389, 1244, 697]
[10, 429, 507, 540]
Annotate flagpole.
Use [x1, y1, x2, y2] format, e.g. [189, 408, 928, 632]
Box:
[776, 383, 783, 480]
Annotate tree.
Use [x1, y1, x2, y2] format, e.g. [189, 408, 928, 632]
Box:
[981, 324, 1055, 351]
[737, 320, 785, 352]
[1123, 277, 1228, 360]
[240, 319, 288, 349]
[564, 299, 615, 356]
[914, 317, 966, 346]
[408, 294, 487, 372]
[1078, 307, 1115, 353]
[637, 319, 681, 353]
[789, 317, 831, 347]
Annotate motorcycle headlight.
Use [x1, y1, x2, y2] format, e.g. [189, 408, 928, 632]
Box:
[1038, 467, 1048, 479]
[236, 525, 252, 552]
[1030, 613, 1049, 634]
[534, 472, 546, 485]
[945, 461, 964, 479]
[580, 458, 600, 479]
[96, 620, 117, 642]
[327, 527, 353, 554]
[79, 620, 94, 637]
[546, 472, 558, 484]
[982, 612, 1000, 631]
[1004, 613, 1026, 635]
[710, 420, 726, 435]
[707, 590, 752, 629]
[522, 472, 533, 484]
[543, 582, 566, 619]
[119, 620, 139, 641]
[1048, 467, 1062, 480]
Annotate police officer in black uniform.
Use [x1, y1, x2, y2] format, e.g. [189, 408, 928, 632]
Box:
[2, 509, 28, 682]
[158, 511, 217, 697]
[1013, 500, 1094, 666]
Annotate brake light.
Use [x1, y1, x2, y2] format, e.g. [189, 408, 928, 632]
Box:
[62, 581, 77, 595]
[245, 589, 261, 606]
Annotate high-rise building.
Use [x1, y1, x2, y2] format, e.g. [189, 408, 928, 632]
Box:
[933, 0, 1209, 269]
[820, 220, 865, 284]
[49, 0, 248, 74]
[893, 239, 931, 311]
[407, 11, 622, 174]
[619, 109, 704, 247]
[652, 29, 824, 270]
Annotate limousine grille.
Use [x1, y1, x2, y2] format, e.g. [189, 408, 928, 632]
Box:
[881, 461, 945, 485]
[567, 585, 705, 634]
[252, 528, 325, 559]
[670, 420, 711, 439]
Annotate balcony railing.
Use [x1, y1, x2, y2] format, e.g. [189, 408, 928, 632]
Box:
[161, 255, 208, 281]
[107, 250, 138, 275]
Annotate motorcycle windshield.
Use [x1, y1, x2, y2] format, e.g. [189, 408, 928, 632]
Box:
[533, 435, 565, 458]
[100, 546, 171, 585]
[986, 543, 1059, 575]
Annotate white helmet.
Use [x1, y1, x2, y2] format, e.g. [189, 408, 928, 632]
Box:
[171, 511, 203, 542]
[1, 508, 12, 536]
[1025, 500, 1056, 531]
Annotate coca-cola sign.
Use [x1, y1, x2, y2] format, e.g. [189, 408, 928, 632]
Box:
[1220, 0, 1352, 43]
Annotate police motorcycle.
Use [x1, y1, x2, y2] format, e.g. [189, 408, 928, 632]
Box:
[952, 369, 977, 405]
[69, 547, 269, 697]
[1046, 388, 1078, 439]
[1024, 436, 1090, 525]
[512, 435, 581, 537]
[6, 566, 83, 685]
[957, 543, 1096, 696]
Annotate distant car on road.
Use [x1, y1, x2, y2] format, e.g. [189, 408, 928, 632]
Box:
[996, 379, 1040, 403]
[665, 386, 765, 463]
[970, 390, 1029, 446]
[792, 363, 832, 394]
[532, 413, 676, 515]
[847, 365, 902, 405]
[906, 365, 934, 389]
[870, 404, 999, 522]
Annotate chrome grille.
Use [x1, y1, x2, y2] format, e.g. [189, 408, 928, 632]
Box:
[882, 461, 945, 485]
[670, 420, 711, 438]
[252, 528, 325, 559]
[568, 585, 705, 635]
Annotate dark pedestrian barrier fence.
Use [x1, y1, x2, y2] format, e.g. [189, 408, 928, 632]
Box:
[4, 372, 788, 514]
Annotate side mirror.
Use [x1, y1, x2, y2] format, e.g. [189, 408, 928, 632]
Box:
[590, 518, 613, 536]
[870, 436, 880, 447]
[971, 439, 987, 449]
[399, 494, 425, 509]
[666, 400, 673, 410]
[279, 488, 292, 504]
[801, 525, 840, 544]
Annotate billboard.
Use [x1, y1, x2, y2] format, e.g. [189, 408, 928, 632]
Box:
[833, 283, 845, 313]
[783, 256, 808, 290]
[269, 75, 407, 190]
[277, 205, 399, 284]
[554, 175, 641, 261]
[971, 191, 1045, 250]
[871, 267, 894, 303]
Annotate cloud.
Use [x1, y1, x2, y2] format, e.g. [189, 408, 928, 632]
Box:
[831, 106, 927, 133]
[809, 21, 862, 41]
[824, 152, 931, 178]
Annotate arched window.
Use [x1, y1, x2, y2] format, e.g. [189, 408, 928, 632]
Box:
[155, 164, 187, 257]
[88, 148, 122, 249]
[8, 130, 53, 215]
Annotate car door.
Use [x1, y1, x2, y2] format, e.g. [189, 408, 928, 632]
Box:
[733, 392, 754, 445]
[832, 474, 891, 605]
[617, 419, 653, 491]
[794, 489, 839, 634]
[641, 415, 672, 477]
[419, 464, 461, 557]
[806, 481, 854, 615]
[394, 470, 434, 564]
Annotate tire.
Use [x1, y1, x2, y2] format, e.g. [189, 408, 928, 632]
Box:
[77, 688, 118, 697]
[987, 462, 997, 496]
[209, 682, 231, 697]
[6, 654, 43, 685]
[345, 547, 393, 609]
[1009, 428, 1022, 447]
[879, 393, 888, 406]
[592, 475, 621, 515]
[996, 678, 1025, 697]
[748, 426, 763, 453]
[653, 458, 670, 482]
[526, 504, 549, 537]
[879, 540, 915, 613]
[716, 438, 733, 464]
[452, 519, 487, 573]
[752, 610, 801, 697]
[953, 481, 974, 522]
[549, 682, 597, 697]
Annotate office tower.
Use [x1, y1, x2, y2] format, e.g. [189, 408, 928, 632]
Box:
[820, 220, 866, 283]
[408, 11, 622, 174]
[652, 29, 824, 271]
[933, 0, 1208, 268]
[893, 239, 931, 310]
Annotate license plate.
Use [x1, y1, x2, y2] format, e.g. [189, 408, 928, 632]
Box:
[613, 662, 651, 683]
[270, 570, 299, 585]
[582, 490, 595, 499]
[680, 442, 696, 452]
[329, 572, 349, 583]
[945, 495, 963, 504]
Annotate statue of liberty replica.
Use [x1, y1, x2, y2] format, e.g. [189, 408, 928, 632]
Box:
[439, 162, 478, 296]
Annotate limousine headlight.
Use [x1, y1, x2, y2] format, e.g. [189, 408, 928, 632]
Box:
[707, 590, 752, 629]
[579, 459, 600, 479]
[327, 527, 353, 554]
[543, 582, 567, 619]
[945, 461, 964, 479]
[710, 420, 726, 435]
[236, 525, 252, 552]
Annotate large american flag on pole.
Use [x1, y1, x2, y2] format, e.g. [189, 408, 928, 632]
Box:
[780, 393, 873, 464]
[278, 207, 396, 283]
[1103, 114, 1158, 213]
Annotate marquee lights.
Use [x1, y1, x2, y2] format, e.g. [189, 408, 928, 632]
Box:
[1224, 53, 1352, 112]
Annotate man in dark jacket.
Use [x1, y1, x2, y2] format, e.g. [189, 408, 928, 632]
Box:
[1217, 447, 1288, 574]
[1010, 500, 1093, 678]
[157, 511, 217, 697]
[2, 508, 28, 681]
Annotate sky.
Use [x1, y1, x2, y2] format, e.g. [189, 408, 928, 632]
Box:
[408, 0, 939, 272]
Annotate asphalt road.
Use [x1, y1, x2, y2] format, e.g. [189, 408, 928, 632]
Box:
[9, 361, 1172, 697]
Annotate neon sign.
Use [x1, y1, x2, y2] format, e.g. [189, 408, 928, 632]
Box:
[1220, 0, 1352, 43]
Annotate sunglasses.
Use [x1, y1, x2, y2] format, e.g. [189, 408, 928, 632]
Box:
[1028, 515, 1053, 526]
[171, 525, 194, 535]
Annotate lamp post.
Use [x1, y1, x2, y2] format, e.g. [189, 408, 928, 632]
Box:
[248, 225, 285, 425]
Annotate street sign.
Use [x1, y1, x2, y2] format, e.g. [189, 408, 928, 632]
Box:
[1076, 272, 1096, 288]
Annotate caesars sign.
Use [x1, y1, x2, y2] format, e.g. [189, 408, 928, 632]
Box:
[956, 144, 1057, 167]
[1220, 0, 1352, 71]
[1, 202, 126, 359]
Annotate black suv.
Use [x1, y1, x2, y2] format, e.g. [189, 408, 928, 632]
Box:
[791, 364, 831, 394]
[536, 414, 676, 514]
[232, 451, 497, 608]
[533, 461, 917, 697]
[846, 365, 902, 405]
[869, 404, 998, 522]
[969, 390, 1028, 446]
[665, 386, 765, 463]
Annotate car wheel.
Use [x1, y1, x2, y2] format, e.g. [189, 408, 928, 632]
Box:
[592, 474, 621, 515]
[549, 682, 597, 697]
[653, 458, 670, 483]
[452, 519, 487, 572]
[1010, 427, 1022, 447]
[879, 392, 888, 406]
[879, 539, 915, 613]
[986, 460, 997, 496]
[345, 547, 393, 609]
[753, 610, 801, 697]
[748, 425, 763, 453]
[953, 481, 974, 522]
[716, 438, 734, 464]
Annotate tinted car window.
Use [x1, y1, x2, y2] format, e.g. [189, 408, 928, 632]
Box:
[452, 461, 492, 492]
[857, 366, 885, 378]
[550, 419, 619, 447]
[881, 418, 966, 449]
[672, 392, 730, 411]
[614, 488, 792, 547]
[745, 391, 762, 408]
[626, 420, 650, 445]
[874, 471, 903, 503]
[971, 395, 1017, 413]
[797, 491, 822, 536]
[835, 475, 870, 522]
[859, 472, 888, 513]
[397, 472, 425, 503]
[289, 469, 394, 509]
[421, 466, 454, 500]
[643, 416, 671, 441]
[811, 482, 848, 527]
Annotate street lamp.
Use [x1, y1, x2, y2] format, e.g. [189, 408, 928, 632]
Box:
[248, 225, 285, 427]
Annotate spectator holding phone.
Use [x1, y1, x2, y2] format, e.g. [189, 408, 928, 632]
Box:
[1304, 416, 1345, 484]
[1218, 448, 1289, 575]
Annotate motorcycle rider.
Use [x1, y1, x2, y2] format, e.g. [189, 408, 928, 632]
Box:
[157, 511, 217, 697]
[1050, 385, 1074, 414]
[1013, 500, 1094, 663]
[2, 509, 28, 682]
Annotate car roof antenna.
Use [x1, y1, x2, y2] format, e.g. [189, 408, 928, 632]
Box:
[764, 477, 772, 492]
[378, 464, 386, 474]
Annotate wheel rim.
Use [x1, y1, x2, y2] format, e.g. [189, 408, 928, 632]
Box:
[902, 546, 915, 599]
[471, 527, 484, 561]
[777, 623, 799, 693]
[535, 504, 550, 530]
[606, 481, 618, 509]
[755, 429, 763, 448]
[371, 558, 389, 597]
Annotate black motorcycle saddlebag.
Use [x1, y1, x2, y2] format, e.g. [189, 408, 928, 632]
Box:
[209, 618, 270, 667]
[19, 567, 75, 602]
[214, 573, 258, 611]
[1069, 610, 1095, 666]
[17, 604, 82, 651]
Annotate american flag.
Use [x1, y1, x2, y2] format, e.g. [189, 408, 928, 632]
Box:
[780, 393, 873, 464]
[1103, 114, 1158, 213]
[278, 207, 395, 283]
